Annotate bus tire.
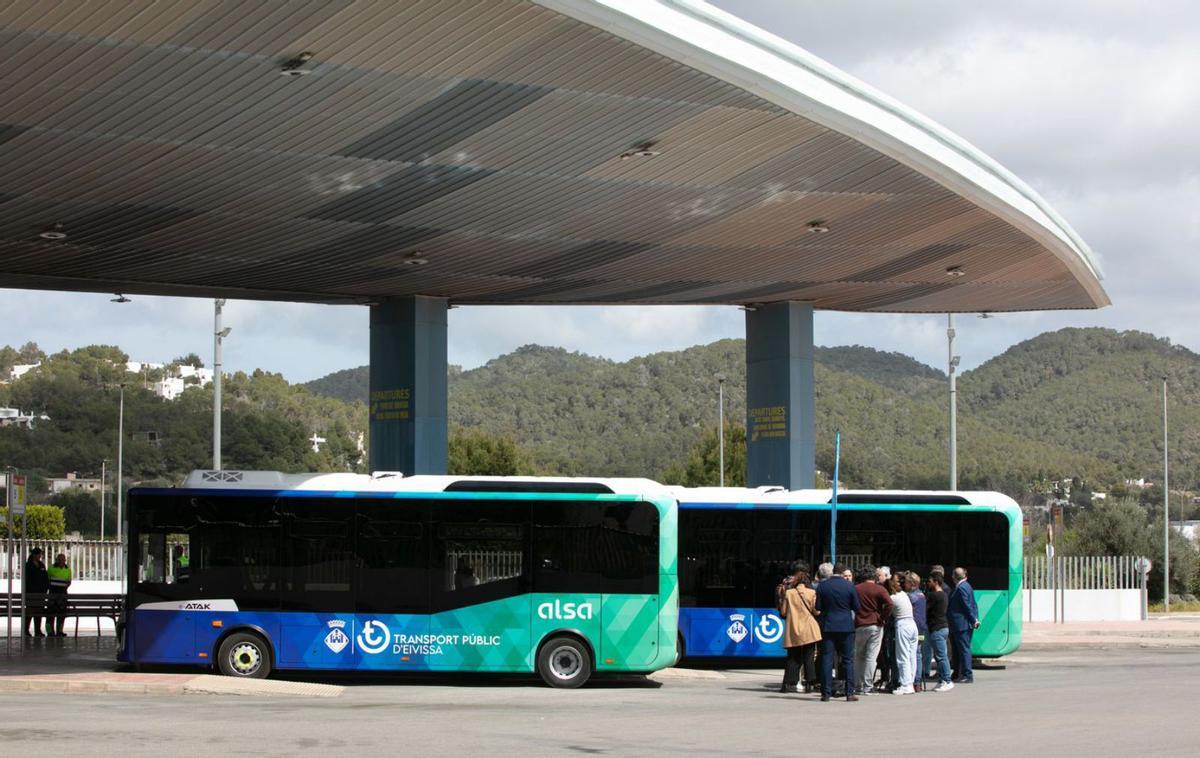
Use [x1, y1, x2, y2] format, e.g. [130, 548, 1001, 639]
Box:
[217, 631, 272, 679]
[537, 635, 591, 689]
[676, 633, 686, 664]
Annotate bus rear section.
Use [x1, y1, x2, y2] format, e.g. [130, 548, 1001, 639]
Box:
[674, 489, 1022, 660]
[120, 472, 679, 688]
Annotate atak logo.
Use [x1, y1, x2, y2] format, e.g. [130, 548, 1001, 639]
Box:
[754, 613, 784, 644]
[324, 620, 349, 654]
[357, 619, 391, 655]
[727, 613, 749, 643]
[181, 602, 211, 610]
[537, 600, 595, 621]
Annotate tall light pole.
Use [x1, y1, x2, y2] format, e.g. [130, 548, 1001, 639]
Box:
[213, 299, 231, 470]
[116, 385, 125, 550]
[948, 314, 960, 490]
[717, 374, 726, 487]
[1163, 374, 1170, 612]
[99, 458, 107, 541]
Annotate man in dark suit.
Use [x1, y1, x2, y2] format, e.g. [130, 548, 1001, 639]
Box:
[947, 566, 981, 683]
[814, 561, 861, 702]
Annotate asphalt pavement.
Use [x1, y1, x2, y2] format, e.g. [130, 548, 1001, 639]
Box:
[1, 641, 1198, 756]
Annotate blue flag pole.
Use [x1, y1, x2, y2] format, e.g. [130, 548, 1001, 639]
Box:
[831, 431, 841, 563]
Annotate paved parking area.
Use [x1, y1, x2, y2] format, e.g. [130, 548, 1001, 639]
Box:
[1, 643, 1197, 756]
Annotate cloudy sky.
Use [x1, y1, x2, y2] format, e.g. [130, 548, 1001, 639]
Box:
[2, 1, 1197, 382]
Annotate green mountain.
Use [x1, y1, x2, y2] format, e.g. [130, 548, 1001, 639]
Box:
[301, 327, 1194, 493]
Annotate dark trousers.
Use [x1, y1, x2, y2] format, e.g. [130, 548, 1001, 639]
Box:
[821, 631, 855, 698]
[48, 590, 68, 635]
[951, 628, 974, 681]
[881, 622, 897, 690]
[24, 612, 45, 635]
[782, 643, 817, 690]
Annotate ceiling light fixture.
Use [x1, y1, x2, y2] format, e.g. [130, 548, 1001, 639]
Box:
[39, 223, 67, 240]
[280, 51, 315, 76]
[806, 220, 830, 234]
[945, 266, 966, 278]
[738, 305, 759, 312]
[111, 294, 131, 303]
[401, 253, 429, 266]
[621, 141, 660, 160]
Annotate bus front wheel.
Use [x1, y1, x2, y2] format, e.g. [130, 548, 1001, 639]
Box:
[217, 631, 273, 679]
[537, 636, 591, 689]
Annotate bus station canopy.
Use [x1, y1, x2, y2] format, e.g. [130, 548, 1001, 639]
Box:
[0, 0, 1108, 313]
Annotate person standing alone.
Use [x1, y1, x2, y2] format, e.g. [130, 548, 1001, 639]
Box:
[47, 553, 72, 637]
[814, 562, 860, 702]
[947, 566, 980, 684]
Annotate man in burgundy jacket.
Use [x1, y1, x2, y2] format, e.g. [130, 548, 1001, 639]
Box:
[853, 565, 893, 694]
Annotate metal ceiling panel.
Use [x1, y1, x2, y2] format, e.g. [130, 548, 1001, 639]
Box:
[0, 0, 1105, 311]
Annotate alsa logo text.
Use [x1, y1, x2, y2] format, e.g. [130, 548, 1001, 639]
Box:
[537, 600, 594, 621]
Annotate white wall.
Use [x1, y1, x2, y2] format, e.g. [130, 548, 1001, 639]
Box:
[1026, 589, 1143, 622]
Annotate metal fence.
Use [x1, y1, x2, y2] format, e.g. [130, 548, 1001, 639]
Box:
[1023, 554, 1149, 622]
[1024, 554, 1146, 590]
[1, 540, 124, 582]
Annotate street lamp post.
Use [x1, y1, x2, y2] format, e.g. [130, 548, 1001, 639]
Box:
[1163, 374, 1170, 612]
[717, 374, 726, 487]
[948, 314, 960, 490]
[213, 299, 231, 470]
[99, 458, 107, 541]
[116, 385, 125, 551]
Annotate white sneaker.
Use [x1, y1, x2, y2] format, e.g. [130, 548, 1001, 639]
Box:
[893, 685, 914, 695]
[934, 682, 954, 693]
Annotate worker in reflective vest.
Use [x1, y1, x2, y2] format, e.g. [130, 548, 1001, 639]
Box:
[47, 553, 72, 638]
[172, 545, 190, 584]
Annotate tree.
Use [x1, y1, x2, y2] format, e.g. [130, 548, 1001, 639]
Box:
[662, 423, 746, 487]
[0, 505, 66, 539]
[173, 353, 204, 368]
[50, 489, 114, 538]
[448, 428, 531, 476]
[1062, 499, 1150, 557]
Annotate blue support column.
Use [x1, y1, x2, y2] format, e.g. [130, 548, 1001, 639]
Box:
[369, 296, 448, 475]
[745, 301, 815, 489]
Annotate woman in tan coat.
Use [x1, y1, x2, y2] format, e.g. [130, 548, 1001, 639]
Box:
[777, 562, 822, 693]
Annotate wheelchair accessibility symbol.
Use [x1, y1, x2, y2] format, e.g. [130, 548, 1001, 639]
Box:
[754, 613, 784, 644]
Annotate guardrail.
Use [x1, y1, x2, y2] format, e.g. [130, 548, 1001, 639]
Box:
[1, 540, 124, 582]
[1023, 554, 1149, 622]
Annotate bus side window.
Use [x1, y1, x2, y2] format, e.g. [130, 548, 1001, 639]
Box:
[139, 533, 166, 584]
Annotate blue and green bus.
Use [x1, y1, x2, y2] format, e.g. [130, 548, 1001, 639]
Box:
[118, 471, 679, 688]
[673, 488, 1022, 659]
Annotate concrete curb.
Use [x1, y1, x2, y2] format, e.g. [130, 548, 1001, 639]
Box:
[0, 678, 183, 695]
[0, 674, 344, 697]
[649, 667, 726, 681]
[182, 675, 344, 698]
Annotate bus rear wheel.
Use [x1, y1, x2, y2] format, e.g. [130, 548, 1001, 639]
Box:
[217, 631, 272, 679]
[537, 636, 591, 689]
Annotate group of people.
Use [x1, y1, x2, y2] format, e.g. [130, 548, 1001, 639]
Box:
[776, 560, 980, 701]
[22, 547, 73, 638]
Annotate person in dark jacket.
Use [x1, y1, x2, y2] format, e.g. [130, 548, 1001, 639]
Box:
[814, 562, 861, 702]
[947, 566, 981, 683]
[23, 547, 49, 637]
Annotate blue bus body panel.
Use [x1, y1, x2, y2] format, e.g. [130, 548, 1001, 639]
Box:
[679, 607, 786, 657]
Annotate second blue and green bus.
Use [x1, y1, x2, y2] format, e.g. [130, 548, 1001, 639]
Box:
[672, 488, 1022, 659]
[119, 471, 679, 688]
